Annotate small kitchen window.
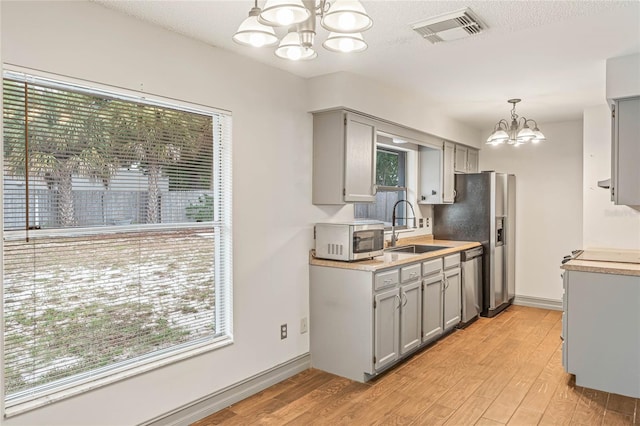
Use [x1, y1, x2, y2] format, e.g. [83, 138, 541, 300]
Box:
[355, 146, 408, 227]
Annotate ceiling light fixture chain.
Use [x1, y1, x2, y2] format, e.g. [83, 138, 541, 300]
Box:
[486, 98, 546, 147]
[233, 0, 373, 61]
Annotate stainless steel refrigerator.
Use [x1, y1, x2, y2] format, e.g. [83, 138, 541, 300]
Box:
[433, 172, 516, 317]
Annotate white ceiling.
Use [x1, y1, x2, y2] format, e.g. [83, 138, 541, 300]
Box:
[96, 0, 640, 131]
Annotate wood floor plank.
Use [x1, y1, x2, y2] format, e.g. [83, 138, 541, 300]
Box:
[259, 376, 352, 424]
[443, 395, 493, 425]
[226, 378, 297, 415]
[191, 408, 237, 425]
[602, 409, 635, 425]
[437, 376, 486, 410]
[474, 417, 506, 426]
[570, 387, 607, 425]
[538, 371, 583, 426]
[482, 363, 546, 423]
[409, 402, 455, 425]
[608, 393, 638, 416]
[507, 406, 543, 425]
[191, 306, 640, 426]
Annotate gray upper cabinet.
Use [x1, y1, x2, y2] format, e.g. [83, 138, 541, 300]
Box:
[454, 145, 468, 173]
[467, 149, 479, 173]
[313, 110, 377, 205]
[611, 96, 640, 206]
[443, 142, 456, 202]
[418, 141, 455, 204]
[454, 144, 479, 174]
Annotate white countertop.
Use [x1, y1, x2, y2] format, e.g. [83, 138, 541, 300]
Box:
[562, 248, 640, 277]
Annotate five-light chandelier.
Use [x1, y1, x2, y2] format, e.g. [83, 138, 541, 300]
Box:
[233, 0, 373, 61]
[486, 99, 546, 146]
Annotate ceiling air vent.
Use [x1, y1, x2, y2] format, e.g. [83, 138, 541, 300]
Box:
[411, 8, 486, 44]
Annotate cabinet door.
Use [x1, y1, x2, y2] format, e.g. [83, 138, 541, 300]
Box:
[344, 113, 377, 203]
[467, 149, 479, 173]
[442, 142, 455, 203]
[418, 145, 443, 204]
[422, 274, 443, 343]
[444, 267, 461, 331]
[374, 288, 400, 371]
[400, 281, 422, 355]
[454, 145, 468, 173]
[612, 97, 640, 205]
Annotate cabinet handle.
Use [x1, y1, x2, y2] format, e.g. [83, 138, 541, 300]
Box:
[384, 279, 391, 285]
[394, 294, 401, 310]
[401, 292, 408, 307]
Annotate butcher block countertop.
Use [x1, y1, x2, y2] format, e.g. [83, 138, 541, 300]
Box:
[562, 248, 640, 277]
[310, 235, 481, 272]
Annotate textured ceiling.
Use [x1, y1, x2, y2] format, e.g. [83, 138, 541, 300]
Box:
[95, 0, 640, 131]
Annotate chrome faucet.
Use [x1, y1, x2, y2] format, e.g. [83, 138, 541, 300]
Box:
[390, 199, 417, 247]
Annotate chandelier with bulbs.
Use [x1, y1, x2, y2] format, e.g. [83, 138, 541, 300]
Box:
[486, 99, 546, 146]
[233, 0, 373, 61]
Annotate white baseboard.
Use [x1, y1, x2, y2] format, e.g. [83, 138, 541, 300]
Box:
[143, 353, 311, 426]
[513, 295, 563, 311]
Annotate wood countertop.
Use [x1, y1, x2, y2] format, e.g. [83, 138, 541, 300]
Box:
[562, 248, 640, 277]
[309, 235, 482, 272]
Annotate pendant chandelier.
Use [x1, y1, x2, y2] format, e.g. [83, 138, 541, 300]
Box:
[233, 0, 373, 61]
[486, 99, 546, 146]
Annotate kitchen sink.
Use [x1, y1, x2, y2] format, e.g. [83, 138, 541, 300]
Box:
[385, 244, 450, 254]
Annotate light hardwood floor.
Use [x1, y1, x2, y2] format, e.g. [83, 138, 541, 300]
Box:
[193, 305, 639, 425]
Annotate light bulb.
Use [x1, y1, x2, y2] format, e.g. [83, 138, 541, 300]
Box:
[338, 38, 355, 52]
[338, 12, 356, 30]
[276, 8, 295, 26]
[287, 47, 303, 60]
[249, 33, 267, 47]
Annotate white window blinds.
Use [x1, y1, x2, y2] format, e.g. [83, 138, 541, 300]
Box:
[2, 71, 232, 409]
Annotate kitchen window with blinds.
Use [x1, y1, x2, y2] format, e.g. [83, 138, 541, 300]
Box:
[1, 70, 233, 414]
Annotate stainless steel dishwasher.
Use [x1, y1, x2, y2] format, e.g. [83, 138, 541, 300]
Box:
[460, 246, 483, 326]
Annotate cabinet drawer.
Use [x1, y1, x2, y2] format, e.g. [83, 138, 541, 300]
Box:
[422, 258, 442, 277]
[443, 253, 461, 269]
[374, 269, 399, 291]
[400, 264, 421, 283]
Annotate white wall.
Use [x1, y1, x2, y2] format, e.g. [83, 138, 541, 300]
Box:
[583, 104, 640, 249]
[480, 121, 584, 302]
[308, 72, 482, 149]
[1, 2, 314, 424]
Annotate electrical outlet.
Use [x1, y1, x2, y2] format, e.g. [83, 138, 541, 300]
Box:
[300, 317, 308, 334]
[419, 218, 425, 228]
[280, 323, 287, 339]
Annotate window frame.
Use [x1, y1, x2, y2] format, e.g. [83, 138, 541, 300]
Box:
[0, 66, 234, 417]
[355, 145, 409, 229]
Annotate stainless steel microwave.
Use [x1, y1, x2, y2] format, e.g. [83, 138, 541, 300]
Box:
[314, 221, 385, 261]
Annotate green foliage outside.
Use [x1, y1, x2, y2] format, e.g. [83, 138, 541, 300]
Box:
[376, 149, 400, 186]
[2, 78, 214, 227]
[185, 194, 214, 222]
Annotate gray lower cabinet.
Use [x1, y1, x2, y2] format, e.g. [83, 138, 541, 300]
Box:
[563, 269, 640, 398]
[374, 287, 400, 370]
[443, 266, 461, 331]
[374, 265, 422, 370]
[400, 280, 422, 355]
[310, 253, 463, 383]
[422, 272, 444, 343]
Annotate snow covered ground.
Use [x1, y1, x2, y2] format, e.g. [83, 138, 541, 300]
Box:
[3, 228, 215, 395]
